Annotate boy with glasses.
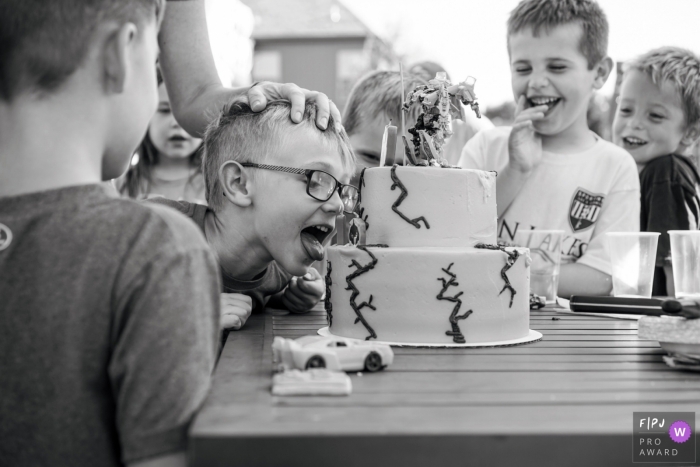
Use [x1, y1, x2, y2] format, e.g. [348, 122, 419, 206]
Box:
[147, 101, 357, 329]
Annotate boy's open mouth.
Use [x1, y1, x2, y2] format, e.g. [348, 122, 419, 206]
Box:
[527, 96, 561, 112]
[622, 136, 647, 148]
[300, 224, 334, 261]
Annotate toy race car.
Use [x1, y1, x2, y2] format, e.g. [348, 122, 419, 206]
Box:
[272, 335, 394, 373]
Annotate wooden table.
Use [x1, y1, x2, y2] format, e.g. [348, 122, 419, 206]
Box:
[190, 307, 700, 467]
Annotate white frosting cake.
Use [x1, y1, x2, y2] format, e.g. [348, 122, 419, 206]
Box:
[360, 166, 497, 247]
[325, 165, 532, 345]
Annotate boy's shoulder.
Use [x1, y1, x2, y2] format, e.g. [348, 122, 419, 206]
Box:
[641, 154, 700, 187]
[51, 186, 209, 257]
[590, 137, 636, 161]
[571, 137, 639, 184]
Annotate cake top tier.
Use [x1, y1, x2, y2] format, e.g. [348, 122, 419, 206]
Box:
[357, 165, 497, 248]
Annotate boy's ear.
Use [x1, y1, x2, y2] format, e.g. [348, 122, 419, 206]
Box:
[220, 161, 253, 207]
[592, 56, 614, 90]
[102, 22, 139, 94]
[681, 124, 700, 148]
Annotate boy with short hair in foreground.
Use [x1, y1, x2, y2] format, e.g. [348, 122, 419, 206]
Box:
[148, 101, 357, 329]
[459, 0, 640, 298]
[613, 47, 700, 296]
[0, 1, 220, 466]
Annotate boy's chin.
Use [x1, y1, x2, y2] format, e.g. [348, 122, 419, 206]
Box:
[532, 120, 561, 136]
[279, 256, 314, 277]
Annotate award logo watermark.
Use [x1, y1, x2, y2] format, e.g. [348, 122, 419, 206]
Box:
[634, 412, 695, 463]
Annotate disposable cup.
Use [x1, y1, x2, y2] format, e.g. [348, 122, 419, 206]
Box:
[669, 230, 700, 298]
[512, 230, 564, 302]
[607, 232, 659, 298]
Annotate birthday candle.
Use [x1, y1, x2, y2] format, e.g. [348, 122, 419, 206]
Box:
[379, 121, 397, 167]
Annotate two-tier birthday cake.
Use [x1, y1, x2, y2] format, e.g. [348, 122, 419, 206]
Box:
[324, 166, 532, 345]
[322, 72, 535, 346]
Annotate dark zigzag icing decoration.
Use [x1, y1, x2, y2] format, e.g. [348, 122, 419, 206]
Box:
[475, 243, 520, 308]
[390, 165, 430, 229]
[324, 260, 333, 326]
[344, 244, 388, 340]
[357, 168, 369, 229]
[437, 262, 473, 344]
[358, 167, 368, 205]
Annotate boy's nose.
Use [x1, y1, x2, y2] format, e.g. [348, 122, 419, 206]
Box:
[528, 73, 549, 89]
[630, 117, 645, 130]
[322, 191, 344, 215]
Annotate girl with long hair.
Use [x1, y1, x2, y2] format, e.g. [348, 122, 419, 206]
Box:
[118, 81, 206, 203]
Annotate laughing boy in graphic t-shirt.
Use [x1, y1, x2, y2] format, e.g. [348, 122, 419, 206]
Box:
[459, 0, 640, 298]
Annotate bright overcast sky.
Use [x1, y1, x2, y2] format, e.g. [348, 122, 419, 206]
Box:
[342, 0, 700, 109]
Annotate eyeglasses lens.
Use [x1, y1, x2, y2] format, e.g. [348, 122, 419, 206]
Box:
[340, 186, 358, 212]
[308, 171, 335, 200]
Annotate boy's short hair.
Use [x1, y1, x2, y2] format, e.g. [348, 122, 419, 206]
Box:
[0, 0, 164, 101]
[625, 47, 700, 129]
[203, 101, 355, 211]
[343, 71, 427, 136]
[507, 0, 609, 69]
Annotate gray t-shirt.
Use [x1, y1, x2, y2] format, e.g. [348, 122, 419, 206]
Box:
[0, 185, 220, 466]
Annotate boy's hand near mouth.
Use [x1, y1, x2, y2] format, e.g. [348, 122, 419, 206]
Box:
[509, 95, 547, 175]
[281, 268, 325, 313]
[495, 96, 548, 217]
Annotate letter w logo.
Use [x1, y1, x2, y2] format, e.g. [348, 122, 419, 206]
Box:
[674, 427, 686, 437]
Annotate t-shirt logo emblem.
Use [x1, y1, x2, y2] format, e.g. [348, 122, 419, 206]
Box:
[0, 223, 12, 251]
[569, 188, 604, 232]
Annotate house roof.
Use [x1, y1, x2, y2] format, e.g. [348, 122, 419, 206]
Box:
[240, 0, 371, 40]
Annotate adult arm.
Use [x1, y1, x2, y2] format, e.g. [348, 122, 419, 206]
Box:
[158, 0, 339, 136]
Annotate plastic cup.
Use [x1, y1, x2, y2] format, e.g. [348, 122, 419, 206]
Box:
[669, 231, 700, 298]
[607, 232, 659, 298]
[512, 230, 564, 302]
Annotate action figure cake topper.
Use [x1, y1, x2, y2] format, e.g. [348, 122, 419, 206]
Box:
[402, 72, 481, 167]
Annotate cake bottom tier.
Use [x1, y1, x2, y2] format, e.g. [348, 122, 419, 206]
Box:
[326, 245, 531, 344]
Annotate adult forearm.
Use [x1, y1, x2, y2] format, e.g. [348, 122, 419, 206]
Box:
[558, 262, 612, 298]
[496, 164, 531, 218]
[159, 0, 236, 137]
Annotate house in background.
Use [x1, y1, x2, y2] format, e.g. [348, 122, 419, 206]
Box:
[241, 0, 395, 112]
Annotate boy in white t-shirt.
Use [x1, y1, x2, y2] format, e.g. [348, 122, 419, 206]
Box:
[459, 0, 640, 297]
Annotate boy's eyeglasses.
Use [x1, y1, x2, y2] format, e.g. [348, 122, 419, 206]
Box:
[240, 162, 359, 213]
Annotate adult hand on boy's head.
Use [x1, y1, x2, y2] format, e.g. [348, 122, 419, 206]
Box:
[220, 293, 253, 330]
[281, 268, 324, 314]
[246, 82, 341, 130]
[508, 95, 546, 174]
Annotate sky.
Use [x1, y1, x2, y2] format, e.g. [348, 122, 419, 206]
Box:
[341, 0, 700, 109]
